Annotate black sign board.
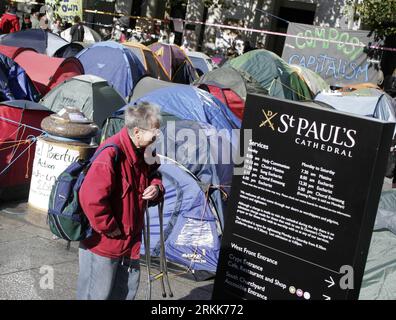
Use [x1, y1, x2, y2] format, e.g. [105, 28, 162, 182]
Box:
[213, 94, 394, 300]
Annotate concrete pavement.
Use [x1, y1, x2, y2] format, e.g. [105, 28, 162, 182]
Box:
[0, 201, 214, 300]
[1, 178, 393, 300]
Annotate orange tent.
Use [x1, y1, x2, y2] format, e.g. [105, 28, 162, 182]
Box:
[123, 42, 169, 81]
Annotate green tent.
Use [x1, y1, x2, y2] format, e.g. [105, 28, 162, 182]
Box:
[40, 75, 126, 127]
[291, 64, 330, 96]
[227, 49, 312, 101]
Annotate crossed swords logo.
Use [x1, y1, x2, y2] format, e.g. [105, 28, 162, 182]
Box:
[259, 109, 278, 130]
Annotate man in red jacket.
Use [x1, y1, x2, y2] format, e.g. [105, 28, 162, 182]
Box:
[0, 6, 20, 34]
[77, 102, 164, 300]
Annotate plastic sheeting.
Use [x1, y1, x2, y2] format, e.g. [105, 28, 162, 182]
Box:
[358, 190, 396, 299]
[374, 189, 396, 236]
[360, 230, 396, 300]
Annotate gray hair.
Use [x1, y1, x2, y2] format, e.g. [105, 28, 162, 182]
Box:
[124, 101, 162, 133]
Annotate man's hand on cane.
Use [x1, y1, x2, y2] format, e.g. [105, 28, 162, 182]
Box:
[142, 185, 160, 200]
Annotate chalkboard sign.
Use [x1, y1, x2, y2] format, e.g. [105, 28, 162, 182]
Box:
[213, 94, 394, 300]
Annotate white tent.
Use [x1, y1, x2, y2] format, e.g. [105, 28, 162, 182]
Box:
[61, 25, 101, 44]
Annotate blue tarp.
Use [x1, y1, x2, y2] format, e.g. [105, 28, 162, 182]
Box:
[76, 41, 145, 99]
[0, 53, 40, 102]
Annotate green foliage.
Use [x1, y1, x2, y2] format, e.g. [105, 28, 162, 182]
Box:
[356, 0, 396, 39]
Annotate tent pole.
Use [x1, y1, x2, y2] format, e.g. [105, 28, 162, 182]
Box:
[0, 116, 46, 134]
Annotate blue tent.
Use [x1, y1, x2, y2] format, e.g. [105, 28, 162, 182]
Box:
[143, 159, 222, 274]
[75, 41, 145, 100]
[101, 117, 235, 275]
[189, 56, 209, 75]
[0, 29, 69, 57]
[315, 89, 396, 127]
[105, 88, 240, 226]
[188, 51, 215, 75]
[140, 118, 237, 274]
[101, 88, 241, 274]
[118, 84, 241, 133]
[0, 53, 40, 102]
[156, 119, 235, 227]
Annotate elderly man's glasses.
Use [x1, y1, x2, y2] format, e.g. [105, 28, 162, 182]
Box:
[139, 127, 161, 136]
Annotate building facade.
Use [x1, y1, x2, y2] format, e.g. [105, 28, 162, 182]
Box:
[80, 0, 358, 54]
[183, 0, 360, 55]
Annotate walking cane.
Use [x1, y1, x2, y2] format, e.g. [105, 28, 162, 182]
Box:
[158, 199, 173, 297]
[143, 200, 173, 299]
[157, 198, 166, 297]
[143, 202, 151, 300]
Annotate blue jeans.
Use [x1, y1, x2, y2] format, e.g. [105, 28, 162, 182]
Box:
[76, 246, 140, 300]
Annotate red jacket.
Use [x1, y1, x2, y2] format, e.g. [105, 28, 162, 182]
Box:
[79, 127, 164, 259]
[0, 13, 20, 34]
